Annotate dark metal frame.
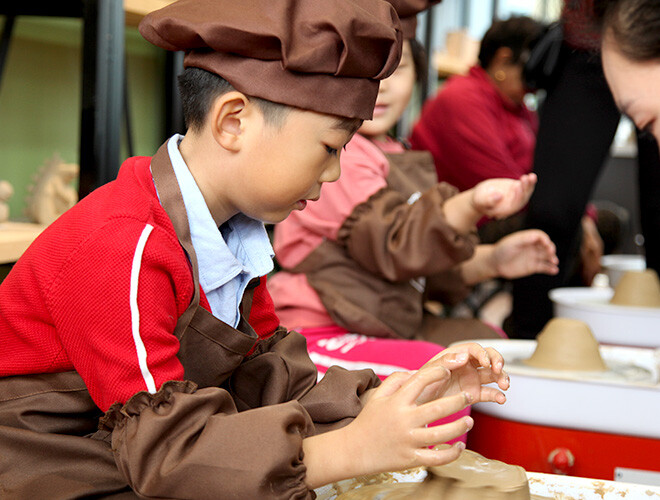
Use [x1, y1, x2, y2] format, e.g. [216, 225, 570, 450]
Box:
[165, 50, 186, 137]
[0, 0, 125, 199]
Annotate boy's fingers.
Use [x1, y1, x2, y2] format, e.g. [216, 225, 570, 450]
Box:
[375, 371, 413, 398]
[398, 363, 451, 405]
[484, 347, 504, 372]
[478, 368, 510, 390]
[414, 442, 465, 468]
[414, 392, 472, 428]
[412, 415, 473, 448]
[436, 351, 469, 369]
[480, 386, 507, 404]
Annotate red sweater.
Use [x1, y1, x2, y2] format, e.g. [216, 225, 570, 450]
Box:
[0, 155, 279, 411]
[410, 66, 537, 192]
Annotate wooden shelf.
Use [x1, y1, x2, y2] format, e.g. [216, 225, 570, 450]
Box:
[124, 0, 175, 27]
[0, 222, 46, 264]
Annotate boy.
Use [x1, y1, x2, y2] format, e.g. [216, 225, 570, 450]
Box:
[0, 0, 509, 498]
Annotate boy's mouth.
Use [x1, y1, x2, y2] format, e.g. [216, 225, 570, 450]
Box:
[296, 200, 307, 210]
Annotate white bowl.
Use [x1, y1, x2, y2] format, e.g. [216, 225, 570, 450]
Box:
[601, 254, 646, 287]
[549, 287, 660, 348]
[463, 339, 660, 439]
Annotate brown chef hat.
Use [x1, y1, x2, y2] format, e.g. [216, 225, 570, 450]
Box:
[139, 0, 402, 120]
[387, 0, 442, 38]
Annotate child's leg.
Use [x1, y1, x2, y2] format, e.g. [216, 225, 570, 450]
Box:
[300, 326, 471, 444]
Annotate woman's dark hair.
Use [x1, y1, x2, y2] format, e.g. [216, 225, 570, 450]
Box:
[177, 67, 288, 131]
[478, 15, 545, 69]
[601, 0, 660, 61]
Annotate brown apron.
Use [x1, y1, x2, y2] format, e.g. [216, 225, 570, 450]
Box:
[0, 143, 263, 498]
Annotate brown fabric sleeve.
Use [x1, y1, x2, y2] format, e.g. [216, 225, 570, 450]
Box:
[230, 328, 380, 433]
[101, 381, 315, 499]
[299, 365, 380, 434]
[424, 268, 472, 306]
[337, 183, 479, 283]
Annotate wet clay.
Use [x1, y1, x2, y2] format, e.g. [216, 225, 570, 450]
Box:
[336, 449, 530, 499]
[524, 318, 607, 372]
[610, 269, 660, 308]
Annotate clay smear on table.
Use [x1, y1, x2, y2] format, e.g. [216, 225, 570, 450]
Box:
[336, 448, 531, 499]
[609, 269, 660, 308]
[524, 318, 607, 372]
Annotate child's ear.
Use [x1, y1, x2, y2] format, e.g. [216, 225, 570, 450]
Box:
[209, 91, 251, 152]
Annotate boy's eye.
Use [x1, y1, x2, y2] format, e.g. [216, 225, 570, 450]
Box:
[325, 145, 339, 157]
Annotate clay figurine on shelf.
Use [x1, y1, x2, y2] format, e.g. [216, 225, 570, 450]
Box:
[0, 180, 14, 223]
[25, 155, 79, 226]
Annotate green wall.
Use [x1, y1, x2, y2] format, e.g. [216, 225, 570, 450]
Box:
[0, 16, 166, 220]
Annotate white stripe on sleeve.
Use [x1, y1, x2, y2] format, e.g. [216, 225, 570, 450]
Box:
[130, 224, 157, 393]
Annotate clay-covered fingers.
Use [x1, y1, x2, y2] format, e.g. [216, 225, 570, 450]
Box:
[412, 392, 473, 430]
[479, 384, 507, 405]
[478, 365, 510, 391]
[414, 442, 465, 468]
[437, 342, 491, 368]
[412, 414, 473, 449]
[397, 362, 452, 406]
[375, 370, 415, 398]
[448, 343, 504, 372]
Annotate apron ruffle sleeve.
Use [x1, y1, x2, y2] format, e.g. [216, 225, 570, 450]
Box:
[100, 380, 315, 499]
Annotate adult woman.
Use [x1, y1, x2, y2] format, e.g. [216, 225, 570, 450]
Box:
[409, 16, 543, 192]
[601, 0, 660, 146]
[509, 0, 660, 339]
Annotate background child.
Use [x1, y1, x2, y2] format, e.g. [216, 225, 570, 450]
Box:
[0, 0, 511, 497]
[269, 5, 559, 378]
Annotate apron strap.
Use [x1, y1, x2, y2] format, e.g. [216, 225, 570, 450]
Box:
[150, 142, 201, 340]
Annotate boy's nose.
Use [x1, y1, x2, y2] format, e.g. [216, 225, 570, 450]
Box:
[322, 158, 341, 183]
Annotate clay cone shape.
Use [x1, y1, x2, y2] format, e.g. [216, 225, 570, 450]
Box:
[524, 318, 607, 371]
[610, 269, 660, 308]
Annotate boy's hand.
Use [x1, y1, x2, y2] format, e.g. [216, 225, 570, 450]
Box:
[303, 345, 508, 487]
[492, 229, 559, 279]
[345, 361, 473, 474]
[471, 174, 537, 219]
[418, 342, 509, 406]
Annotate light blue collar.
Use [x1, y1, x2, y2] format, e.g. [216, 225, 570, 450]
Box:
[165, 135, 274, 326]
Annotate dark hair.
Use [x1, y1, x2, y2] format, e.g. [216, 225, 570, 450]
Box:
[478, 15, 545, 69]
[602, 0, 660, 61]
[177, 67, 363, 133]
[177, 67, 289, 131]
[409, 38, 428, 87]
